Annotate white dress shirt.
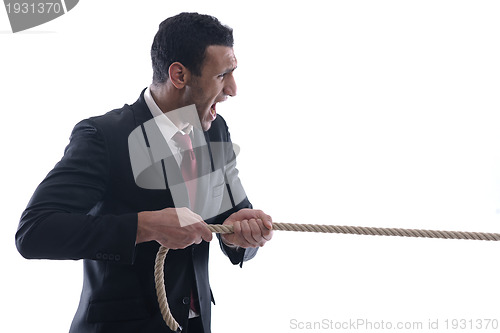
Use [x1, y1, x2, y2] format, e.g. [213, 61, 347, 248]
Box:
[144, 86, 193, 166]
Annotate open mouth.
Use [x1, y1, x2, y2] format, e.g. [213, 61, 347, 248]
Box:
[210, 103, 217, 120]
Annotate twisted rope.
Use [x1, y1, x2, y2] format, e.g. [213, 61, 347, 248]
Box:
[155, 222, 500, 331]
[154, 246, 182, 332]
[207, 223, 500, 240]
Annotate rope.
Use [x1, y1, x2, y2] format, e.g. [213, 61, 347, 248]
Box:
[154, 246, 182, 332]
[155, 222, 500, 331]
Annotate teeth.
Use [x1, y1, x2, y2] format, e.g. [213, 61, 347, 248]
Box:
[210, 104, 217, 119]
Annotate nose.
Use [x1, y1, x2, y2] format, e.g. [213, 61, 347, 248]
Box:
[223, 73, 237, 97]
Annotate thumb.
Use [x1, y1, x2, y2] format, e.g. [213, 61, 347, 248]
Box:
[201, 224, 213, 242]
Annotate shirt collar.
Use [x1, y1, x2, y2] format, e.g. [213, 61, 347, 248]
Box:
[144, 86, 193, 140]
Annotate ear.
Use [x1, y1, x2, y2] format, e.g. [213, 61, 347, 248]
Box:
[168, 62, 190, 89]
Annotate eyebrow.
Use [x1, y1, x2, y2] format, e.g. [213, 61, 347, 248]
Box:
[220, 65, 237, 76]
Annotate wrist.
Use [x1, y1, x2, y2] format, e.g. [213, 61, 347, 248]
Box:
[136, 211, 154, 244]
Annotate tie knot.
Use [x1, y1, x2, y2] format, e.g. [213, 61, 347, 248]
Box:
[173, 132, 193, 151]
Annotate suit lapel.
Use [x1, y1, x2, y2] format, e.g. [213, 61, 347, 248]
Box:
[128, 89, 189, 207]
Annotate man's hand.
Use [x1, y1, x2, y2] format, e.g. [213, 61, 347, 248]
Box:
[136, 207, 213, 249]
[221, 209, 273, 248]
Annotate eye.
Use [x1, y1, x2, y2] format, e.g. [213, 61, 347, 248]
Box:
[217, 73, 226, 79]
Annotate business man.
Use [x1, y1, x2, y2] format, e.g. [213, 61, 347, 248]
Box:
[16, 12, 273, 333]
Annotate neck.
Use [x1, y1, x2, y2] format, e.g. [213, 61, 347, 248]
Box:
[149, 83, 193, 131]
[150, 83, 183, 112]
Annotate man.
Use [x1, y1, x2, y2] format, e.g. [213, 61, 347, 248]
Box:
[15, 12, 272, 333]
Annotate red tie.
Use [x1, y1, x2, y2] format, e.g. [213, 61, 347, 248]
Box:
[173, 132, 200, 314]
[173, 132, 197, 209]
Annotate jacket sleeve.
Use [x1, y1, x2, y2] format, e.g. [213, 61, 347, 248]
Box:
[15, 120, 137, 264]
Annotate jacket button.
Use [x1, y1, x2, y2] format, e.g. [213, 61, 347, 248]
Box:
[96, 253, 102, 259]
[114, 255, 121, 261]
[182, 297, 190, 305]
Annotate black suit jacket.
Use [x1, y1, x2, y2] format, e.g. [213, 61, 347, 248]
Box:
[16, 90, 257, 332]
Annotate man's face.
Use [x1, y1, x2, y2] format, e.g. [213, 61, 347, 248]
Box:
[187, 45, 238, 131]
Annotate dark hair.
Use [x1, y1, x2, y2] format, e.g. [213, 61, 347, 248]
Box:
[151, 12, 234, 84]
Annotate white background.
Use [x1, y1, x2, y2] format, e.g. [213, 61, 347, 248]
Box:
[2, 1, 500, 332]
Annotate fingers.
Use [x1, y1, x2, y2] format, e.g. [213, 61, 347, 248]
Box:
[162, 223, 212, 249]
[199, 223, 213, 243]
[175, 207, 203, 227]
[256, 210, 273, 230]
[220, 209, 274, 248]
[175, 207, 212, 243]
[183, 221, 213, 246]
[153, 207, 212, 249]
[156, 208, 272, 249]
[233, 218, 273, 248]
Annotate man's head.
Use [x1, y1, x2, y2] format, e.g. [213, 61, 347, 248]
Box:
[150, 12, 238, 131]
[151, 12, 234, 84]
